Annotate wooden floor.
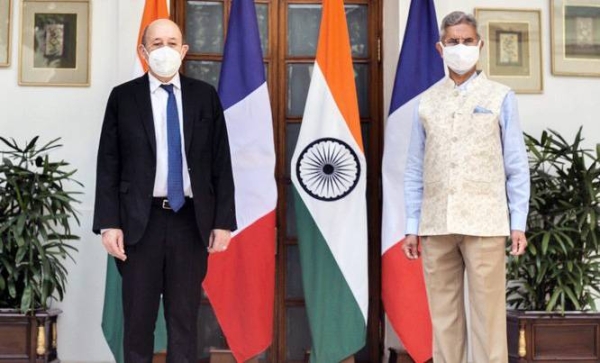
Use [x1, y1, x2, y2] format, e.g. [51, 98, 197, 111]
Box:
[153, 349, 430, 363]
[153, 350, 256, 363]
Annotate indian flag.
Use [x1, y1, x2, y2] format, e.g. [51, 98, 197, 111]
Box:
[290, 0, 368, 361]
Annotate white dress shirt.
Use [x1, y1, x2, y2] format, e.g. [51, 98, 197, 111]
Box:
[148, 73, 193, 197]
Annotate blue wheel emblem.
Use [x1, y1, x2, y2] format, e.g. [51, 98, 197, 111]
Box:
[296, 137, 360, 201]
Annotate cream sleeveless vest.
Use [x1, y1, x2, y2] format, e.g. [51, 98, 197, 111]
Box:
[418, 73, 511, 236]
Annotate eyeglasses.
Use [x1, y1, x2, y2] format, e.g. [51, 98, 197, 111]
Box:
[442, 37, 479, 47]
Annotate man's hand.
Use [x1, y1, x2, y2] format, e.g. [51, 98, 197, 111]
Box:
[510, 230, 528, 256]
[102, 228, 127, 261]
[402, 234, 420, 260]
[207, 229, 232, 254]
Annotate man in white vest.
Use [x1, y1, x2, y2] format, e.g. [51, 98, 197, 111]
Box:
[402, 11, 530, 363]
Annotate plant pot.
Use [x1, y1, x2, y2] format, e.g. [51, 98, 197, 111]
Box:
[507, 310, 600, 362]
[0, 309, 61, 363]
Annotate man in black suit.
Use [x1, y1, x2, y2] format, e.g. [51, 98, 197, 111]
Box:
[93, 19, 236, 363]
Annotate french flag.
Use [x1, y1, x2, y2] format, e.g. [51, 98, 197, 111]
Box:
[202, 0, 277, 361]
[381, 0, 444, 361]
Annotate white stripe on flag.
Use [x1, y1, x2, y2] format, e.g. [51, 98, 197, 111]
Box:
[224, 83, 277, 234]
[381, 96, 419, 254]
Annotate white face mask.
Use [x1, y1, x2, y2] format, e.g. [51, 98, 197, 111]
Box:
[440, 41, 480, 75]
[145, 46, 182, 78]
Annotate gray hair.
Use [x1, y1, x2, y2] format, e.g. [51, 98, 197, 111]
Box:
[439, 11, 480, 41]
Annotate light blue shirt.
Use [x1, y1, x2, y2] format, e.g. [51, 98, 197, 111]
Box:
[404, 73, 530, 235]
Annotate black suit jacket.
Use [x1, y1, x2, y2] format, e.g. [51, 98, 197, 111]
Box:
[92, 73, 237, 246]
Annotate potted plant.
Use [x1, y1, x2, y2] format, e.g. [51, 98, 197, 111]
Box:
[0, 136, 80, 363]
[505, 127, 600, 363]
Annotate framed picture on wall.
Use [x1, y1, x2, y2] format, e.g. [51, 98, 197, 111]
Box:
[475, 8, 543, 93]
[19, 0, 90, 86]
[551, 0, 600, 77]
[0, 0, 10, 67]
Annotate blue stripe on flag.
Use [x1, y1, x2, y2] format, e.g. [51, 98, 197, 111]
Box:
[389, 0, 445, 114]
[218, 0, 265, 110]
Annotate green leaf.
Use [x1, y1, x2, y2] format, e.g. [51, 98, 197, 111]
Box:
[563, 285, 581, 310]
[15, 214, 26, 237]
[13, 235, 25, 248]
[15, 246, 27, 264]
[20, 285, 32, 313]
[8, 280, 16, 299]
[529, 242, 537, 256]
[541, 232, 551, 255]
[546, 288, 561, 312]
[24, 136, 40, 153]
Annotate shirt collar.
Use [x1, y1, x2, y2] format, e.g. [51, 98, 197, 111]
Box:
[455, 71, 479, 91]
[148, 72, 182, 94]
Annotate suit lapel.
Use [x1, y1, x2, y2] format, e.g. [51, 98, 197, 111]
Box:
[181, 75, 195, 155]
[134, 74, 157, 156]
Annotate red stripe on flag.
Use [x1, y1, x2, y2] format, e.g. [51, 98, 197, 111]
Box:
[203, 211, 276, 362]
[382, 240, 432, 363]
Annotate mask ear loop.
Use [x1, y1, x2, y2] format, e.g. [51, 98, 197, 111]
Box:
[140, 46, 151, 68]
[438, 42, 450, 76]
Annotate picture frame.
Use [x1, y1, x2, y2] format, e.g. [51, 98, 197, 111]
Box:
[551, 0, 600, 77]
[0, 0, 10, 67]
[475, 8, 543, 94]
[19, 0, 90, 86]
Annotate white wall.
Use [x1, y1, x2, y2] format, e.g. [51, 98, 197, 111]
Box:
[0, 0, 598, 362]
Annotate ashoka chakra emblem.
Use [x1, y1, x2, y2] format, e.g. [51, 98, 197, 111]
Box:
[296, 137, 361, 201]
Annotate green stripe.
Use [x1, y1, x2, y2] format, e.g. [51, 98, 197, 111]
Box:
[293, 187, 366, 363]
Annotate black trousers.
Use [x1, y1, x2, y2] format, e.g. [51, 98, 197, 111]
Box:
[116, 200, 207, 363]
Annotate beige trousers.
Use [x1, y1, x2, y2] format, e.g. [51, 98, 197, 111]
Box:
[421, 235, 508, 363]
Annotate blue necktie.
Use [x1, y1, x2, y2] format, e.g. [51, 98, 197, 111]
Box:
[160, 84, 185, 212]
